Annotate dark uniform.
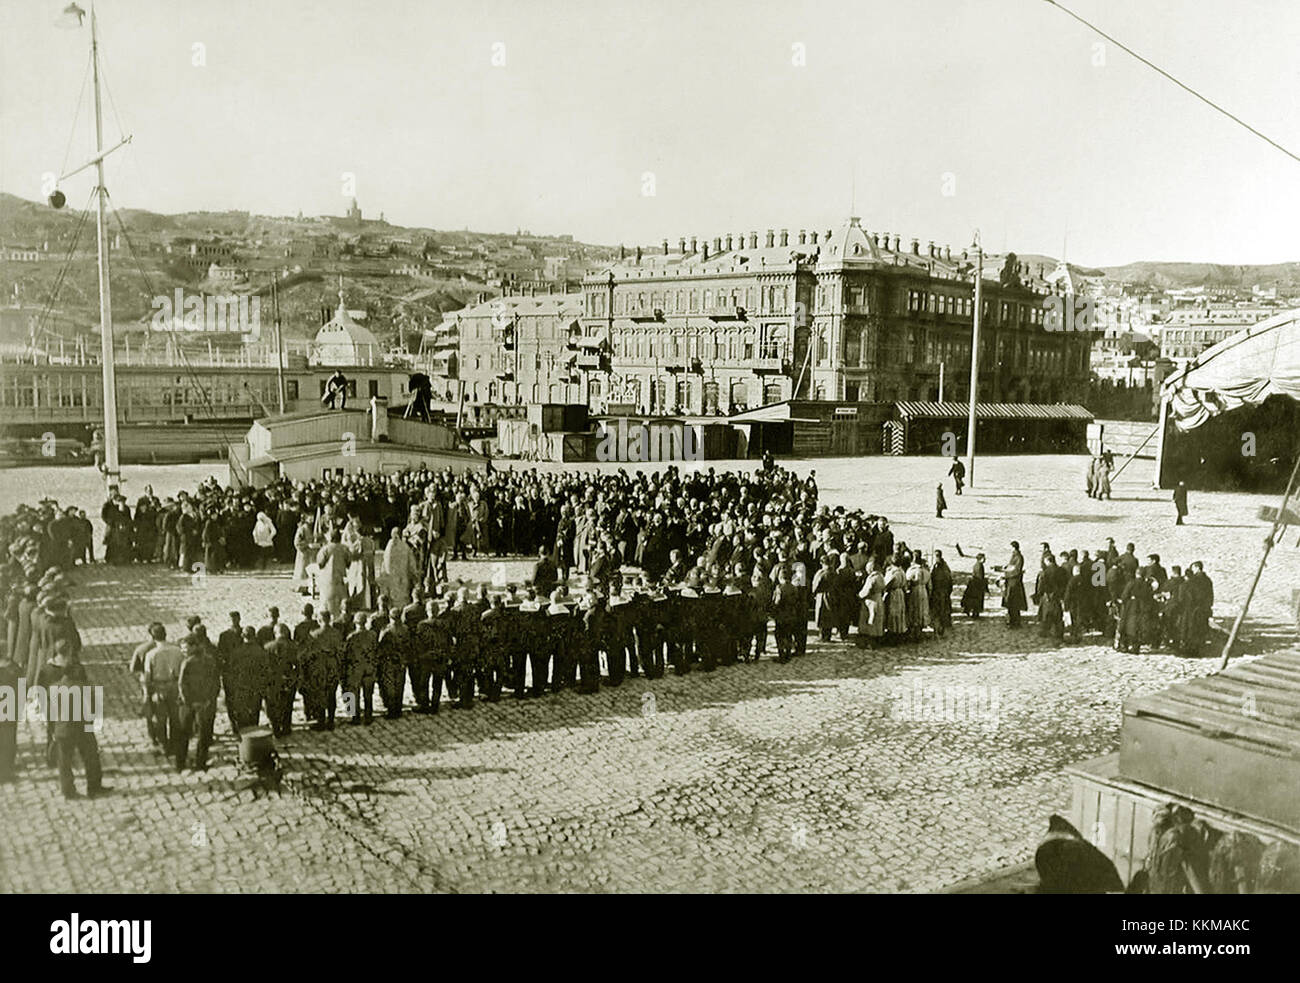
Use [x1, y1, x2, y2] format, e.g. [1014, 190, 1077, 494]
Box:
[306, 617, 342, 730]
[577, 600, 606, 694]
[343, 619, 378, 725]
[45, 657, 103, 798]
[263, 631, 299, 737]
[522, 602, 550, 697]
[451, 602, 482, 708]
[176, 641, 221, 770]
[411, 604, 451, 713]
[478, 600, 508, 702]
[225, 631, 267, 732]
[376, 615, 408, 719]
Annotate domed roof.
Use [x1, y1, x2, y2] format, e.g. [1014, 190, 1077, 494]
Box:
[313, 287, 381, 349]
[817, 216, 882, 269]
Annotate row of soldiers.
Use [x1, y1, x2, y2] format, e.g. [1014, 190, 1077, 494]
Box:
[134, 569, 818, 760]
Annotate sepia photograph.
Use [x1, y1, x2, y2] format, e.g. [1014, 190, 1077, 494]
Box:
[0, 0, 1296, 959]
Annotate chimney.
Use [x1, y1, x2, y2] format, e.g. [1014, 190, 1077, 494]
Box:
[944, 245, 952, 261]
[619, 244, 626, 260]
[725, 234, 734, 251]
[702, 241, 710, 260]
[779, 229, 789, 247]
[911, 238, 920, 255]
[689, 236, 698, 254]
[798, 229, 806, 245]
[892, 234, 901, 251]
[679, 237, 686, 254]
[928, 241, 936, 258]
[749, 231, 759, 249]
[764, 229, 775, 248]
[810, 231, 819, 244]
[713, 236, 722, 253]
[635, 245, 642, 264]
[961, 249, 968, 262]
[662, 239, 669, 255]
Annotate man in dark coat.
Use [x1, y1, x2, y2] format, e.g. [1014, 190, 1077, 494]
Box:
[263, 624, 299, 737]
[1173, 482, 1189, 526]
[176, 635, 221, 771]
[225, 627, 267, 732]
[1003, 542, 1027, 628]
[376, 608, 408, 719]
[43, 642, 104, 798]
[929, 550, 953, 634]
[306, 610, 342, 730]
[948, 456, 965, 495]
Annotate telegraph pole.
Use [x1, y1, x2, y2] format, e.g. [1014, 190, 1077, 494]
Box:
[272, 276, 286, 413]
[965, 233, 983, 488]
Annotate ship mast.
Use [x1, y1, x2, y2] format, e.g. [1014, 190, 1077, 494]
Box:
[90, 5, 121, 491]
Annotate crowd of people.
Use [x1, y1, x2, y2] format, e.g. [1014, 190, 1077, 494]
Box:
[1, 457, 1219, 796]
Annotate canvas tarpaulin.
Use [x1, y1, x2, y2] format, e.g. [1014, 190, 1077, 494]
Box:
[1163, 308, 1300, 431]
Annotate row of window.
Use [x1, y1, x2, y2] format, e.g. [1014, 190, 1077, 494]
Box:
[1163, 328, 1233, 344]
[595, 284, 792, 317]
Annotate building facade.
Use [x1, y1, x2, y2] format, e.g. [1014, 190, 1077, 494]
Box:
[422, 217, 1095, 416]
[577, 218, 1093, 415]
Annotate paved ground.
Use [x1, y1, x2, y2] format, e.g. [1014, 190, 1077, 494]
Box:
[0, 454, 1293, 893]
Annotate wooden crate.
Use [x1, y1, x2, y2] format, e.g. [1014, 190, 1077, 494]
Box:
[1067, 753, 1300, 887]
[1119, 651, 1300, 831]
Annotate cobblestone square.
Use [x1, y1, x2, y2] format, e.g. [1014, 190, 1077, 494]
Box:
[1, 454, 1290, 893]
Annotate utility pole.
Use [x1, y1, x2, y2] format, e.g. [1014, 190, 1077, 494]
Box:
[272, 276, 286, 414]
[91, 6, 120, 491]
[965, 233, 983, 488]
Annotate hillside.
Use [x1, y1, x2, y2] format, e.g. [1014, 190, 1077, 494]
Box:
[0, 192, 610, 349]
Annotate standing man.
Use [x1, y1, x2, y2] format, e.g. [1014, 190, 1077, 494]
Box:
[44, 641, 105, 799]
[1003, 541, 1027, 629]
[1173, 481, 1189, 526]
[322, 369, 350, 410]
[929, 549, 953, 636]
[948, 456, 966, 496]
[145, 629, 186, 758]
[176, 635, 221, 771]
[935, 483, 948, 519]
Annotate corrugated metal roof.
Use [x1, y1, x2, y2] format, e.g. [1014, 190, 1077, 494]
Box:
[895, 401, 1093, 421]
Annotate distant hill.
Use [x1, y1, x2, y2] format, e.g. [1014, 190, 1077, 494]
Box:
[0, 193, 606, 349]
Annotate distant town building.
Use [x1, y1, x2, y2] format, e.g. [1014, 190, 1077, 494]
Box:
[313, 287, 382, 366]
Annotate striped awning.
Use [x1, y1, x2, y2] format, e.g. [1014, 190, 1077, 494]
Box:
[895, 401, 1093, 421]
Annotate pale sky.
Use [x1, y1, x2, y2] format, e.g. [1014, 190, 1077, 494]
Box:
[3, 0, 1299, 267]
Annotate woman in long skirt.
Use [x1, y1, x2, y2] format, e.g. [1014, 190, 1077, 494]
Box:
[812, 554, 839, 642]
[884, 560, 909, 642]
[293, 517, 315, 590]
[906, 556, 931, 640]
[857, 560, 886, 648]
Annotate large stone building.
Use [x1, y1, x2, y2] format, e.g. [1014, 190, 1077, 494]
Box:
[424, 216, 1095, 415]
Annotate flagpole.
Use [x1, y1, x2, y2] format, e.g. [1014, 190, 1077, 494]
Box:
[965, 234, 983, 488]
[90, 4, 121, 492]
